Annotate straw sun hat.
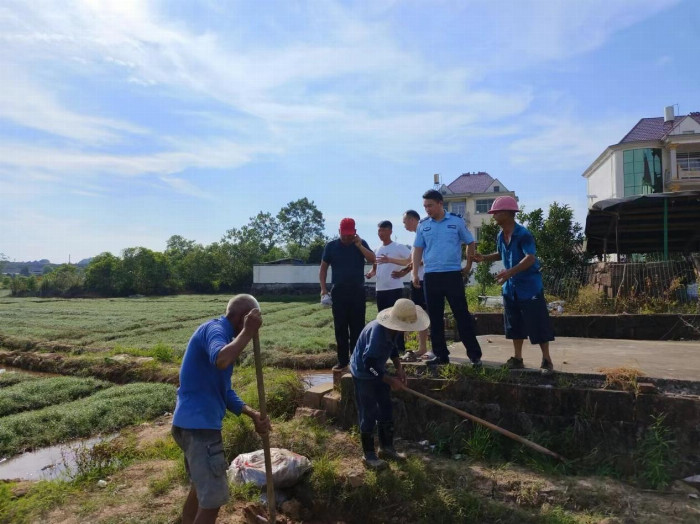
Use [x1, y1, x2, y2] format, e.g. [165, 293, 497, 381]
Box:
[376, 298, 430, 332]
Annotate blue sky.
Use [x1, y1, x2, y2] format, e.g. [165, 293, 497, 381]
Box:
[1, 0, 698, 263]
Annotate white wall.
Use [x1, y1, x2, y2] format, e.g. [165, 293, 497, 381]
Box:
[586, 151, 622, 205]
[254, 262, 504, 287]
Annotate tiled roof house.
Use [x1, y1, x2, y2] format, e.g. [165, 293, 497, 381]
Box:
[582, 107, 700, 205]
[435, 172, 517, 242]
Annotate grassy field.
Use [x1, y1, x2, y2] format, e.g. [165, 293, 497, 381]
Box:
[0, 294, 383, 368]
[0, 289, 498, 360]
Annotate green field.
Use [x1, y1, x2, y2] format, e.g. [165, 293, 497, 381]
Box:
[0, 294, 382, 368]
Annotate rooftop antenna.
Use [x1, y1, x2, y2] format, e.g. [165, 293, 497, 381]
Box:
[433, 173, 441, 190]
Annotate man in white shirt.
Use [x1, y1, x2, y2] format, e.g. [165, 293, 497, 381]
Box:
[381, 210, 431, 359]
[365, 220, 411, 312]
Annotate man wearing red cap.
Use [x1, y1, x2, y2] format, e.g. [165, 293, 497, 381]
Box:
[320, 218, 376, 370]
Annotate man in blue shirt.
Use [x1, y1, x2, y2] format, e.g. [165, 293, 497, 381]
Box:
[172, 294, 271, 524]
[320, 217, 376, 370]
[412, 190, 482, 366]
[351, 298, 430, 470]
[472, 196, 555, 375]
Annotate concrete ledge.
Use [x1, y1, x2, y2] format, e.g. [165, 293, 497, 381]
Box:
[303, 383, 334, 409]
[472, 312, 700, 340]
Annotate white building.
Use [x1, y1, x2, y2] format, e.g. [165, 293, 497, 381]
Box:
[582, 106, 700, 206]
[434, 172, 517, 243]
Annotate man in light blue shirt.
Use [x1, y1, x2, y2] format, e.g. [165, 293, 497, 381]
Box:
[172, 294, 271, 523]
[412, 189, 482, 366]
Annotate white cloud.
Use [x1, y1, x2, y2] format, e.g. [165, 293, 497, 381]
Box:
[508, 115, 632, 173]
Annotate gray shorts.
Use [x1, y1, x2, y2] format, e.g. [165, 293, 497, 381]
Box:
[171, 426, 230, 509]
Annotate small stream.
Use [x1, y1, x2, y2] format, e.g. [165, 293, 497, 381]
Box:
[0, 367, 333, 481]
[0, 435, 117, 481]
[299, 371, 333, 389]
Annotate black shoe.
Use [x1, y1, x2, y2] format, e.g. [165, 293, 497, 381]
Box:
[425, 356, 449, 366]
[471, 360, 483, 370]
[540, 358, 554, 376]
[505, 357, 524, 370]
[332, 363, 349, 371]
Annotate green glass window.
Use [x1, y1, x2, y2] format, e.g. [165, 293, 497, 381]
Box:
[623, 148, 662, 196]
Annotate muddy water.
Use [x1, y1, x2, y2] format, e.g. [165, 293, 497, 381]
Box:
[0, 366, 59, 378]
[0, 435, 117, 481]
[299, 371, 333, 389]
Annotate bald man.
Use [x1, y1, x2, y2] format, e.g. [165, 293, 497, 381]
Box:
[172, 294, 271, 524]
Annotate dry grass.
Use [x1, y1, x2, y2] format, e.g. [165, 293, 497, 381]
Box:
[598, 367, 644, 394]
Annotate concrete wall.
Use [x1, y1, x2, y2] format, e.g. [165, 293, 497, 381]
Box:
[252, 262, 491, 294]
[337, 374, 700, 478]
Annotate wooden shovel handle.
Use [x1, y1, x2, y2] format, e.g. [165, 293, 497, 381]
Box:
[402, 385, 566, 462]
[252, 333, 276, 522]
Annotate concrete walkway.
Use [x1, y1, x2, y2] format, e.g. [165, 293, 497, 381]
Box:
[448, 335, 700, 382]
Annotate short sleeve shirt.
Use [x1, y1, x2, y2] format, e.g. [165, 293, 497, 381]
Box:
[374, 241, 411, 291]
[173, 316, 246, 430]
[497, 223, 543, 300]
[322, 238, 371, 287]
[413, 212, 474, 273]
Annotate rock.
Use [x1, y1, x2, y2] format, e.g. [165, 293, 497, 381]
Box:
[294, 407, 327, 423]
[97, 479, 108, 488]
[682, 474, 700, 489]
[347, 471, 364, 488]
[280, 499, 303, 520]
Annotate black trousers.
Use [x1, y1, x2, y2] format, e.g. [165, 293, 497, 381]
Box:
[331, 284, 366, 366]
[424, 271, 482, 362]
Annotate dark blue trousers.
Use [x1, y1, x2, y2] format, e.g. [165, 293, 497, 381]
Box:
[424, 270, 482, 362]
[353, 378, 392, 434]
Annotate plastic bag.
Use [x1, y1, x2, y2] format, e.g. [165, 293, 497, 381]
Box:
[320, 293, 332, 307]
[228, 448, 312, 488]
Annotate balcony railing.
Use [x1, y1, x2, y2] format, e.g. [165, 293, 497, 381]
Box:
[677, 165, 700, 180]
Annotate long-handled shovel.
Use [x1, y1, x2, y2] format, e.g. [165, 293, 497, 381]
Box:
[401, 385, 566, 462]
[252, 332, 276, 522]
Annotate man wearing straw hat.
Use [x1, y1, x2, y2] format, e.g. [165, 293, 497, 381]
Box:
[350, 298, 430, 470]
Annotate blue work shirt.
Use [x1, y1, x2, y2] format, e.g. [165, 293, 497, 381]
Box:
[173, 316, 246, 430]
[322, 238, 371, 287]
[350, 320, 401, 381]
[497, 223, 543, 300]
[414, 212, 474, 273]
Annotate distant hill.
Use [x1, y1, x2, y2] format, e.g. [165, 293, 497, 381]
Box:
[2, 259, 60, 276]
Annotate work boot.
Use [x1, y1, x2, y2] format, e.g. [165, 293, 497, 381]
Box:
[361, 432, 388, 470]
[377, 423, 406, 461]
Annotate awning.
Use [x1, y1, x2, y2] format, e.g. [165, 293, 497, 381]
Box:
[584, 191, 700, 255]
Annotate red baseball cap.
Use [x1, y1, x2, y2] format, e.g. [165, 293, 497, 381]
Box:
[339, 217, 356, 235]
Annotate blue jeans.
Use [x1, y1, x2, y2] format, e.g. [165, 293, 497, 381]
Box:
[424, 271, 482, 362]
[353, 378, 392, 434]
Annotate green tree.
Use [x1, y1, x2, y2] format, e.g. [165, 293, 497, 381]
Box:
[0, 253, 7, 275]
[276, 198, 325, 249]
[40, 264, 84, 297]
[121, 247, 172, 295]
[179, 245, 221, 292]
[85, 252, 122, 295]
[474, 219, 501, 295]
[518, 202, 588, 296]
